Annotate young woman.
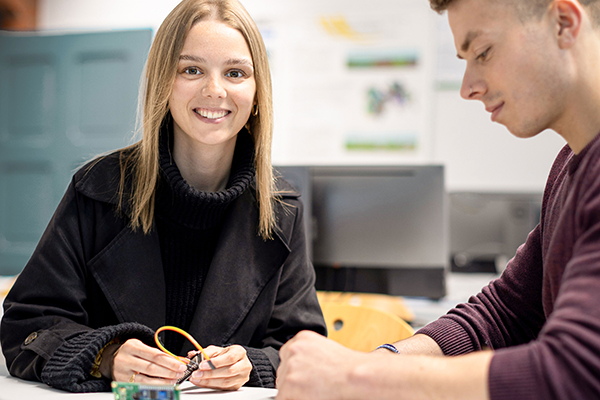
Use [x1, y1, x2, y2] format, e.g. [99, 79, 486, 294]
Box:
[0, 0, 325, 392]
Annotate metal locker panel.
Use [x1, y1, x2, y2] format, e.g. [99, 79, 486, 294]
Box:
[0, 29, 152, 275]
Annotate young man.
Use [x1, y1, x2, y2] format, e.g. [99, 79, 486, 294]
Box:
[275, 0, 600, 399]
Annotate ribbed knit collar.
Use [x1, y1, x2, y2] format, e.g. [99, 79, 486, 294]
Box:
[568, 130, 600, 175]
[155, 121, 256, 230]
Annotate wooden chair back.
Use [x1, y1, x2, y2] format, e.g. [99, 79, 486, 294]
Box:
[320, 303, 414, 352]
[317, 291, 415, 323]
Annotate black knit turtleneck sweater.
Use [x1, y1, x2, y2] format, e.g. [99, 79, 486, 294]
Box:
[154, 124, 255, 352]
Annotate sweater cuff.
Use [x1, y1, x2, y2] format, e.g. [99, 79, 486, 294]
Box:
[41, 322, 155, 392]
[416, 317, 477, 356]
[243, 346, 276, 388]
[488, 345, 542, 400]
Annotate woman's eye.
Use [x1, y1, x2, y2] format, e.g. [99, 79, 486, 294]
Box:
[184, 67, 201, 75]
[226, 70, 245, 78]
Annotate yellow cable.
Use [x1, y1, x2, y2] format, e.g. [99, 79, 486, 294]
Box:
[154, 326, 212, 364]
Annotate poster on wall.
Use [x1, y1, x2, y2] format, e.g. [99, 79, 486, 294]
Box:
[245, 0, 436, 165]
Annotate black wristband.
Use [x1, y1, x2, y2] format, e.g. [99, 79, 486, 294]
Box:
[376, 344, 400, 354]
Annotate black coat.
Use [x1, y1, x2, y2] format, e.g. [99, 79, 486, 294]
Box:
[0, 153, 326, 391]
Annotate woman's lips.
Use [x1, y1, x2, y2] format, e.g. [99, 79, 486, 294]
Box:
[194, 108, 230, 121]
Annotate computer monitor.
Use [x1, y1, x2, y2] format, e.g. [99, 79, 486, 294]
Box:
[276, 165, 447, 299]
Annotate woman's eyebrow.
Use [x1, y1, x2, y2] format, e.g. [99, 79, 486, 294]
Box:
[178, 54, 253, 67]
[224, 58, 253, 67]
[179, 54, 205, 62]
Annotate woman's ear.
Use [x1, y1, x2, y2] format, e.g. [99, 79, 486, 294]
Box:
[552, 0, 583, 49]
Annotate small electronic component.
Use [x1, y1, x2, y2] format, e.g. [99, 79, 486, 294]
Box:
[111, 382, 180, 400]
[176, 352, 202, 384]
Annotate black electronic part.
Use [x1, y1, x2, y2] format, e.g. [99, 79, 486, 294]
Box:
[176, 354, 200, 384]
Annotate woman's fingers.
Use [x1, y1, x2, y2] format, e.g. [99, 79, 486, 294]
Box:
[132, 371, 181, 386]
[202, 345, 242, 368]
[112, 338, 187, 383]
[189, 345, 251, 390]
[191, 364, 251, 390]
[187, 345, 223, 363]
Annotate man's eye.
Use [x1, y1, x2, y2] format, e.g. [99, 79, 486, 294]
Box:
[477, 48, 490, 61]
[226, 70, 245, 78]
[184, 67, 201, 75]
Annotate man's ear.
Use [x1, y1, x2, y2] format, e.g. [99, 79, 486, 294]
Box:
[552, 0, 583, 48]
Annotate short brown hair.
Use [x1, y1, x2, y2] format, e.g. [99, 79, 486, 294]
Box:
[429, 0, 600, 25]
[428, 0, 454, 13]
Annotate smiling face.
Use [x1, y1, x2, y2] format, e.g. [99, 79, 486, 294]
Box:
[168, 19, 256, 155]
[448, 0, 570, 138]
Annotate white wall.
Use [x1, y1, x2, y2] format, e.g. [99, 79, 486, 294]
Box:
[38, 0, 180, 33]
[432, 91, 566, 193]
[37, 0, 567, 193]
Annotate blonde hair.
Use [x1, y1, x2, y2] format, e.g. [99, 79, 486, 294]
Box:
[119, 0, 276, 239]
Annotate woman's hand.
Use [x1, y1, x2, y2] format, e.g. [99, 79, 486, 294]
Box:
[106, 338, 187, 384]
[188, 345, 252, 390]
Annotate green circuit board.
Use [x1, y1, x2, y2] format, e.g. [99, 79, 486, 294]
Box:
[111, 381, 181, 400]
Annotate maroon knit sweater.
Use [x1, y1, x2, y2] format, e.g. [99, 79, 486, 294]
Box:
[418, 132, 600, 400]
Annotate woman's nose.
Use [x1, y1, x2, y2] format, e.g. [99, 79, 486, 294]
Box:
[202, 74, 226, 98]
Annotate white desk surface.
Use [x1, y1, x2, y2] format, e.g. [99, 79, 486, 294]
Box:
[1, 278, 273, 400]
[0, 364, 277, 400]
[0, 272, 498, 399]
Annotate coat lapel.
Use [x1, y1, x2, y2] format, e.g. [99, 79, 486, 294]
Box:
[187, 191, 290, 348]
[87, 227, 166, 330]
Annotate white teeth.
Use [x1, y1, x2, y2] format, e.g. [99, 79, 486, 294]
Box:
[196, 109, 228, 119]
